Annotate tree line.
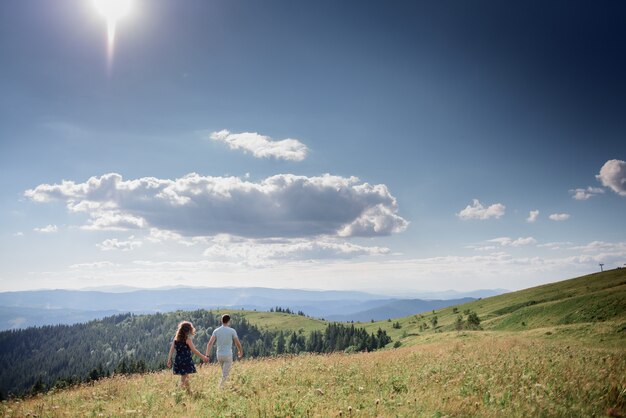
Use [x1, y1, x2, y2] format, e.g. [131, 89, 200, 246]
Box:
[0, 310, 391, 398]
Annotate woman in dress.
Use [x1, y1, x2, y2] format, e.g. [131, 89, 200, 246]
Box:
[167, 321, 208, 392]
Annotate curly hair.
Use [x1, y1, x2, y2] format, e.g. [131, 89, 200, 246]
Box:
[175, 321, 196, 343]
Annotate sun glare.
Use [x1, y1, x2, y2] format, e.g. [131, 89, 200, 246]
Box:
[93, 0, 132, 70]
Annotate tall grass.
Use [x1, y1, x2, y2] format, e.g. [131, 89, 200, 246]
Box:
[3, 331, 624, 417]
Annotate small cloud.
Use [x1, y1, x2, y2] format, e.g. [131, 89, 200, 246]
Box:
[456, 199, 505, 220]
[526, 210, 539, 223]
[549, 213, 570, 221]
[97, 236, 143, 251]
[596, 159, 626, 196]
[34, 224, 58, 233]
[210, 129, 308, 161]
[13, 232, 24, 237]
[69, 261, 117, 269]
[537, 241, 572, 250]
[487, 236, 537, 247]
[570, 187, 604, 200]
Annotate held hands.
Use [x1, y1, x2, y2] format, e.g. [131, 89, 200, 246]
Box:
[237, 351, 243, 359]
[202, 354, 209, 363]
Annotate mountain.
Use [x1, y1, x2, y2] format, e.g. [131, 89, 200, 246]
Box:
[325, 297, 475, 322]
[0, 287, 482, 330]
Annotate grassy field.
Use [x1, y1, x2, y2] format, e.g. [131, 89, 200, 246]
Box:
[2, 270, 625, 417]
[210, 309, 327, 334]
[2, 330, 624, 417]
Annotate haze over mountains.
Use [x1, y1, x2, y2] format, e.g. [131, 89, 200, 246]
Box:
[0, 286, 506, 330]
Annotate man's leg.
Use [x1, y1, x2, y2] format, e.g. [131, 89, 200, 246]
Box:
[217, 355, 233, 388]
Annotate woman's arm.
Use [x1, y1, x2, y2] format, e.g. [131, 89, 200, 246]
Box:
[187, 338, 209, 362]
[166, 341, 175, 368]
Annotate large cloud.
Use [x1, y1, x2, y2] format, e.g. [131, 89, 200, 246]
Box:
[596, 159, 626, 196]
[24, 173, 408, 238]
[210, 130, 308, 161]
[456, 199, 505, 220]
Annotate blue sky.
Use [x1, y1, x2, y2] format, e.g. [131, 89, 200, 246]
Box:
[1, 0, 625, 293]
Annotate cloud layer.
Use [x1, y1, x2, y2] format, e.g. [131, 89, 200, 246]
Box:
[25, 173, 408, 239]
[456, 199, 505, 220]
[203, 237, 390, 267]
[210, 130, 308, 161]
[596, 159, 626, 196]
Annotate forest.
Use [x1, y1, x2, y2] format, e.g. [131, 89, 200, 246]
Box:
[0, 309, 391, 398]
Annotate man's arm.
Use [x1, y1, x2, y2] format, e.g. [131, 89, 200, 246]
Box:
[205, 334, 216, 358]
[234, 336, 243, 359]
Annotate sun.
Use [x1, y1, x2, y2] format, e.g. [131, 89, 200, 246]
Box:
[93, 0, 132, 22]
[93, 0, 133, 68]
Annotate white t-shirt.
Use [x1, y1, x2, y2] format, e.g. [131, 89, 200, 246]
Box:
[212, 325, 238, 357]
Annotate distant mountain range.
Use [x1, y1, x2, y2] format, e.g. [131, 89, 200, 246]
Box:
[0, 286, 507, 330]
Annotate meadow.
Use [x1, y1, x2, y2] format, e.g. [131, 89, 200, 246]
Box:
[2, 269, 625, 417]
[1, 329, 624, 417]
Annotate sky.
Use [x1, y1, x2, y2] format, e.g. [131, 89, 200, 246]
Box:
[0, 0, 625, 294]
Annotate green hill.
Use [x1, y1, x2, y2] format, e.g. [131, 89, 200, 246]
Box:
[210, 309, 327, 333]
[1, 270, 625, 416]
[358, 268, 626, 346]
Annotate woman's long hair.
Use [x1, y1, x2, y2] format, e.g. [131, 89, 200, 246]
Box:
[175, 321, 196, 343]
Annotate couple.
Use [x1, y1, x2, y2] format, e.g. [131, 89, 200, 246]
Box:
[166, 314, 243, 392]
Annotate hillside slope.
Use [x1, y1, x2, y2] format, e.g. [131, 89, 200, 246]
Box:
[359, 268, 626, 346]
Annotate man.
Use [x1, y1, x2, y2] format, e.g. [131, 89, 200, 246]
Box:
[206, 314, 243, 388]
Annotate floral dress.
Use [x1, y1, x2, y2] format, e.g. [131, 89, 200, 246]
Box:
[173, 340, 196, 375]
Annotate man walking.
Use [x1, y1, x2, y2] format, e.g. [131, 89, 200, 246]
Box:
[206, 314, 243, 388]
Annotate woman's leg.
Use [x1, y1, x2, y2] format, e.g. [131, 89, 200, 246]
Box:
[181, 374, 190, 392]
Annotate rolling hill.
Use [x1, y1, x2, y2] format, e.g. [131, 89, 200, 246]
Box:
[1, 269, 625, 416]
[358, 268, 626, 347]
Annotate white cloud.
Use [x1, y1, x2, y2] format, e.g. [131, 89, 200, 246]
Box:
[526, 210, 539, 223]
[210, 129, 308, 161]
[13, 232, 24, 237]
[97, 236, 143, 251]
[537, 241, 572, 250]
[548, 213, 570, 221]
[456, 199, 505, 220]
[568, 241, 626, 253]
[570, 186, 604, 200]
[596, 159, 626, 196]
[202, 238, 390, 267]
[24, 172, 408, 238]
[147, 228, 206, 247]
[487, 236, 537, 247]
[34, 224, 58, 233]
[69, 261, 117, 269]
